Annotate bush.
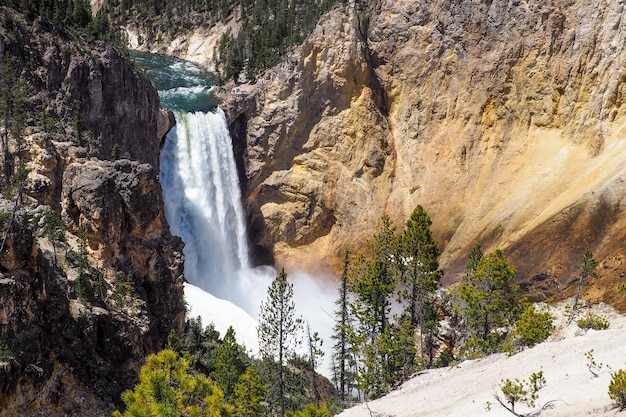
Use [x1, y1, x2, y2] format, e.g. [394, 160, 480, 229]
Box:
[585, 349, 604, 377]
[113, 349, 233, 417]
[111, 272, 135, 307]
[513, 305, 554, 347]
[609, 368, 626, 410]
[285, 403, 332, 417]
[494, 371, 545, 416]
[0, 340, 12, 362]
[577, 311, 610, 330]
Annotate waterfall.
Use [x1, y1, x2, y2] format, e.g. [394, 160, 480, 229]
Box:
[142, 52, 336, 361]
[160, 109, 250, 303]
[158, 107, 335, 360]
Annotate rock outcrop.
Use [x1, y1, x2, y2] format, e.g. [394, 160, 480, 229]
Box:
[2, 16, 164, 168]
[219, 0, 626, 306]
[220, 5, 394, 267]
[0, 10, 185, 416]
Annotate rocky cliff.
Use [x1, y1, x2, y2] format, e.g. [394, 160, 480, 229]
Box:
[218, 0, 626, 307]
[0, 10, 184, 416]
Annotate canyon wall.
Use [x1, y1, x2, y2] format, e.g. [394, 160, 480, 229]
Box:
[219, 0, 626, 305]
[0, 12, 184, 416]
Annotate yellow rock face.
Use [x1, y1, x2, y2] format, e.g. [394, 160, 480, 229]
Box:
[218, 0, 626, 305]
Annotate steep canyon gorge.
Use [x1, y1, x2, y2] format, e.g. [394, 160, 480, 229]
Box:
[213, 0, 626, 307]
[0, 12, 184, 416]
[3, 0, 626, 414]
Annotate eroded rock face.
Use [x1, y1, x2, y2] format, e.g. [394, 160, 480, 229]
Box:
[125, 9, 241, 75]
[220, 6, 394, 268]
[0, 12, 185, 417]
[219, 0, 626, 303]
[1, 18, 163, 167]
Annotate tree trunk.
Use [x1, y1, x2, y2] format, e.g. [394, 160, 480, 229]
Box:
[573, 273, 585, 310]
[483, 312, 489, 343]
[279, 322, 285, 417]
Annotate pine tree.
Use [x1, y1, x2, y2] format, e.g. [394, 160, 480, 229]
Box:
[398, 205, 441, 367]
[572, 249, 599, 313]
[349, 216, 400, 399]
[257, 268, 303, 417]
[466, 242, 483, 275]
[0, 55, 24, 179]
[457, 249, 520, 353]
[352, 215, 398, 336]
[41, 208, 66, 262]
[178, 317, 221, 374]
[305, 322, 324, 406]
[211, 326, 247, 401]
[0, 160, 27, 256]
[232, 365, 266, 417]
[74, 223, 90, 301]
[331, 250, 354, 404]
[112, 349, 233, 417]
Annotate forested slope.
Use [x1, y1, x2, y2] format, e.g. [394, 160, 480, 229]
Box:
[102, 0, 348, 82]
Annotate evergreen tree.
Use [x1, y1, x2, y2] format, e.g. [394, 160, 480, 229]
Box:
[113, 349, 233, 417]
[572, 249, 599, 313]
[331, 250, 354, 404]
[72, 0, 91, 27]
[8, 77, 29, 151]
[257, 268, 303, 417]
[232, 365, 267, 417]
[457, 249, 520, 353]
[178, 317, 221, 374]
[285, 403, 334, 417]
[352, 215, 398, 336]
[398, 205, 441, 367]
[349, 216, 400, 399]
[41, 208, 66, 261]
[0, 55, 26, 179]
[391, 317, 417, 381]
[0, 159, 28, 257]
[305, 322, 324, 406]
[74, 223, 91, 301]
[466, 242, 483, 275]
[211, 326, 247, 401]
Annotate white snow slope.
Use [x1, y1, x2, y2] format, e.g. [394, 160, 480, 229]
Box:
[339, 302, 626, 417]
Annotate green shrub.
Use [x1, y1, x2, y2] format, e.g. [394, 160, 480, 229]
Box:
[495, 371, 545, 416]
[513, 305, 555, 347]
[285, 403, 332, 417]
[110, 143, 120, 161]
[585, 349, 604, 377]
[111, 272, 136, 308]
[609, 368, 626, 410]
[529, 370, 546, 393]
[0, 340, 13, 361]
[577, 311, 610, 330]
[75, 269, 91, 302]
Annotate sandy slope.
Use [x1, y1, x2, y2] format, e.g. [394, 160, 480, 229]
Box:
[339, 303, 626, 417]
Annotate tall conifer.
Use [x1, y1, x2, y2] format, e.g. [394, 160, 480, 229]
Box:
[257, 268, 303, 417]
